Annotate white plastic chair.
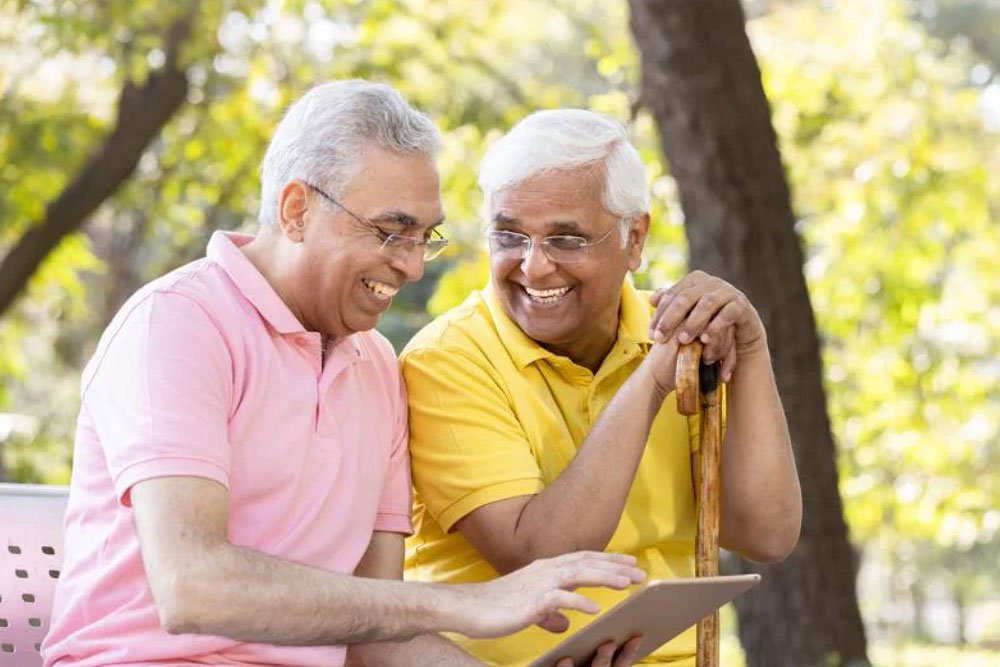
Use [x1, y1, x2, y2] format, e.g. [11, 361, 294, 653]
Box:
[0, 483, 68, 666]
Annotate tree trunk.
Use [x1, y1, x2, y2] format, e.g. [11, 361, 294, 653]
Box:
[953, 584, 967, 646]
[0, 16, 192, 321]
[911, 578, 928, 642]
[628, 1, 870, 665]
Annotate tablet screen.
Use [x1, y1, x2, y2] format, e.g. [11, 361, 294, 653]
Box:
[528, 574, 761, 667]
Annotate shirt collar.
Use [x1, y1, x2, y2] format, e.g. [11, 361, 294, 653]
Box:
[617, 277, 654, 349]
[208, 232, 369, 359]
[206, 231, 307, 335]
[483, 277, 652, 371]
[483, 282, 555, 369]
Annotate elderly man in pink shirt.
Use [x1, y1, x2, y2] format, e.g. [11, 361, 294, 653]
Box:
[42, 80, 645, 667]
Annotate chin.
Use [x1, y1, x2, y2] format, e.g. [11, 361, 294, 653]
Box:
[518, 321, 572, 347]
[348, 315, 382, 335]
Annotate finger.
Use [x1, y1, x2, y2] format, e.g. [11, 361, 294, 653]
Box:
[612, 636, 644, 667]
[539, 589, 601, 620]
[649, 271, 712, 337]
[718, 325, 736, 368]
[560, 551, 639, 566]
[676, 288, 737, 345]
[537, 610, 571, 634]
[721, 342, 738, 383]
[567, 557, 646, 577]
[650, 289, 699, 343]
[698, 300, 744, 361]
[651, 271, 715, 339]
[556, 563, 647, 591]
[701, 314, 736, 364]
[648, 281, 685, 330]
[590, 640, 616, 667]
[648, 290, 676, 337]
[648, 285, 674, 307]
[557, 658, 573, 667]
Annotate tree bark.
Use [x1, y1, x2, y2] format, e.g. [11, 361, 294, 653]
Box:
[0, 16, 192, 320]
[628, 1, 870, 664]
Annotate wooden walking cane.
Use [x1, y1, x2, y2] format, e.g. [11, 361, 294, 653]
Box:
[676, 341, 723, 667]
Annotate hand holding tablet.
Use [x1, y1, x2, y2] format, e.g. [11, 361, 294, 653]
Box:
[530, 574, 762, 667]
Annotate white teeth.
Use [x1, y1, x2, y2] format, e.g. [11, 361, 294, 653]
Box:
[362, 279, 399, 298]
[524, 285, 571, 303]
[524, 286, 570, 297]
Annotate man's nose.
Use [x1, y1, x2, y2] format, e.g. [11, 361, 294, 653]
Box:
[391, 248, 425, 283]
[521, 240, 556, 278]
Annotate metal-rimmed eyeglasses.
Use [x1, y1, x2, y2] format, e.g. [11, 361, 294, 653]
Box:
[305, 182, 449, 261]
[487, 224, 620, 264]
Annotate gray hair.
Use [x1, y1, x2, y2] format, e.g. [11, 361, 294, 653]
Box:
[258, 80, 442, 227]
[478, 109, 649, 246]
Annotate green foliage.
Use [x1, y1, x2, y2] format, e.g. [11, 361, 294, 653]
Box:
[0, 0, 996, 649]
[751, 0, 999, 643]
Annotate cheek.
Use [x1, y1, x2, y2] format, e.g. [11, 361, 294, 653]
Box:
[571, 266, 617, 302]
[491, 256, 519, 283]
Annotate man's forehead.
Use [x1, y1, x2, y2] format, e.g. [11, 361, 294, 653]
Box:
[491, 184, 607, 232]
[340, 146, 443, 220]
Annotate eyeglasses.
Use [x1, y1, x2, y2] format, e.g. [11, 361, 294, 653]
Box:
[487, 224, 620, 264]
[304, 182, 449, 261]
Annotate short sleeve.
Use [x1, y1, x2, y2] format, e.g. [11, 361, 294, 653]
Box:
[373, 378, 415, 535]
[82, 291, 233, 505]
[402, 345, 544, 533]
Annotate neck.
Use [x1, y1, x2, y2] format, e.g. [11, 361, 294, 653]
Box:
[547, 314, 620, 373]
[241, 231, 316, 332]
[242, 233, 348, 348]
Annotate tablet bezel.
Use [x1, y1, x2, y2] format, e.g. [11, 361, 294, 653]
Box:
[527, 574, 762, 667]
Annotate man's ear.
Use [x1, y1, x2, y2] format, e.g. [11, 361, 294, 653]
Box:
[277, 181, 310, 243]
[626, 213, 651, 272]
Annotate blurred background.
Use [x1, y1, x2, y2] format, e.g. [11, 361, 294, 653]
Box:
[0, 0, 996, 665]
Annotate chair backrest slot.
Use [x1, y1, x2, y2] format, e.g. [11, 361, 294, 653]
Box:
[0, 483, 70, 666]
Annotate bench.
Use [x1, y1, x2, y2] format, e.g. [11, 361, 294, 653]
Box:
[0, 483, 69, 666]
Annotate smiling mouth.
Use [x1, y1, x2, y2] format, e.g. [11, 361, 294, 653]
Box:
[362, 278, 399, 300]
[522, 285, 572, 304]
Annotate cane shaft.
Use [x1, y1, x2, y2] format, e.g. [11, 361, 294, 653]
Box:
[676, 343, 722, 667]
[695, 379, 722, 667]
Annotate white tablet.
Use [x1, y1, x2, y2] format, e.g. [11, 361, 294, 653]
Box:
[528, 574, 761, 667]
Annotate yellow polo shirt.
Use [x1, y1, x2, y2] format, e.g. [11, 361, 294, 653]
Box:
[401, 280, 700, 666]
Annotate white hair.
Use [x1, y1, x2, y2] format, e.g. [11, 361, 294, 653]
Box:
[258, 80, 442, 227]
[478, 109, 650, 246]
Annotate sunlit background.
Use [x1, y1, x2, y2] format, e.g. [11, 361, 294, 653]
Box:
[1, 1, 997, 664]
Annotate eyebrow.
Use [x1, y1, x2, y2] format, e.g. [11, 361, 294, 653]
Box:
[493, 213, 519, 228]
[548, 221, 585, 234]
[492, 213, 584, 235]
[371, 211, 446, 229]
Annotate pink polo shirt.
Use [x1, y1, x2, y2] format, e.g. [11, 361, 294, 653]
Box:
[43, 232, 413, 666]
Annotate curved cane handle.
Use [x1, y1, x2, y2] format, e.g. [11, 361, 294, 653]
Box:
[675, 341, 703, 416]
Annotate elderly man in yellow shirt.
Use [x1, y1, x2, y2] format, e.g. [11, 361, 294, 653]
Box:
[401, 109, 802, 666]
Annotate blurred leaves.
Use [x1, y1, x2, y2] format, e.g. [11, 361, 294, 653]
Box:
[751, 0, 999, 640]
[0, 0, 996, 646]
